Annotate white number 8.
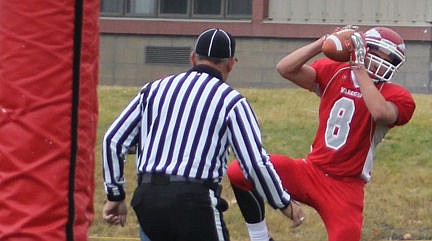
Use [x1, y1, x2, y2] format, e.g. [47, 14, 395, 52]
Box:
[325, 97, 354, 150]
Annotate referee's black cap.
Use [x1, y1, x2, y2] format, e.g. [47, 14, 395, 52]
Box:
[195, 28, 236, 58]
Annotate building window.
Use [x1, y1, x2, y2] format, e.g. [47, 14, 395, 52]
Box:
[194, 0, 222, 16]
[100, 0, 251, 19]
[100, 0, 125, 16]
[227, 0, 251, 17]
[128, 0, 157, 16]
[160, 0, 188, 15]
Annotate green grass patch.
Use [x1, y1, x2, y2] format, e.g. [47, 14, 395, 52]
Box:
[91, 86, 432, 241]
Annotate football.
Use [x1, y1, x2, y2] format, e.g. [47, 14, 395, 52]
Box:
[321, 29, 355, 62]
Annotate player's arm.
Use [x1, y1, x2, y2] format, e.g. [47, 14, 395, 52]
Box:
[350, 33, 398, 125]
[276, 37, 324, 91]
[352, 68, 398, 125]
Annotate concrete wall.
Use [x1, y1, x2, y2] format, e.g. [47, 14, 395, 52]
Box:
[99, 34, 432, 94]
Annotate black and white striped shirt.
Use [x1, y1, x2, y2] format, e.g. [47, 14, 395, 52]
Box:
[102, 65, 290, 209]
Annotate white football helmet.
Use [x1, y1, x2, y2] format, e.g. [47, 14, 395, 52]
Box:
[364, 27, 406, 82]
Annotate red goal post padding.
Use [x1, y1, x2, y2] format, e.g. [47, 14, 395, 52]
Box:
[0, 1, 99, 240]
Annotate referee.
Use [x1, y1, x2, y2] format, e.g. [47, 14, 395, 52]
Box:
[102, 28, 304, 241]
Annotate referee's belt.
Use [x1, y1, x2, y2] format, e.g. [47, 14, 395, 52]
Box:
[139, 173, 221, 193]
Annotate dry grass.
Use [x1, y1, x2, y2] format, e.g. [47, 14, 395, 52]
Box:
[90, 86, 432, 241]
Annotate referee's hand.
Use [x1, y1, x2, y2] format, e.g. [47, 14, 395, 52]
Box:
[102, 200, 127, 226]
[281, 200, 305, 228]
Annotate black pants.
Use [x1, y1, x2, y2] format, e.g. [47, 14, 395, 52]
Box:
[131, 181, 230, 241]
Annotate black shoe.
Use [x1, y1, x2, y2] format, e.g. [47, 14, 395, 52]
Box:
[269, 238, 274, 241]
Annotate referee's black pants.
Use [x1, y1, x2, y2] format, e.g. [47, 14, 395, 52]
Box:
[131, 177, 230, 241]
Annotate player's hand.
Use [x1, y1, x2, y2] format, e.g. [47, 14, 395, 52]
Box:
[281, 200, 305, 228]
[319, 34, 329, 48]
[102, 200, 128, 226]
[341, 24, 359, 31]
[350, 31, 367, 68]
[333, 24, 359, 33]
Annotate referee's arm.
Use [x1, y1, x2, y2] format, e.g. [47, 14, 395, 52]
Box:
[102, 93, 142, 201]
[227, 99, 291, 209]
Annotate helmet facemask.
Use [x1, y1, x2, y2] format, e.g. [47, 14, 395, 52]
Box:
[364, 28, 406, 83]
[365, 51, 400, 82]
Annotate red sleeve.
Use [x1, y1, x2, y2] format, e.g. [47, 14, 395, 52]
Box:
[381, 83, 416, 126]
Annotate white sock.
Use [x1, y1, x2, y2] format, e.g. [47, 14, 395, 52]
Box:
[246, 220, 270, 241]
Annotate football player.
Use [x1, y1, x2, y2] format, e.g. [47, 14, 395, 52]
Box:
[227, 26, 416, 241]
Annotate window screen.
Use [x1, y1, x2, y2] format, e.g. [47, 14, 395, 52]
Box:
[145, 46, 191, 65]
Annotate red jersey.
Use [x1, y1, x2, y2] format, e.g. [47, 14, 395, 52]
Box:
[308, 58, 415, 181]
